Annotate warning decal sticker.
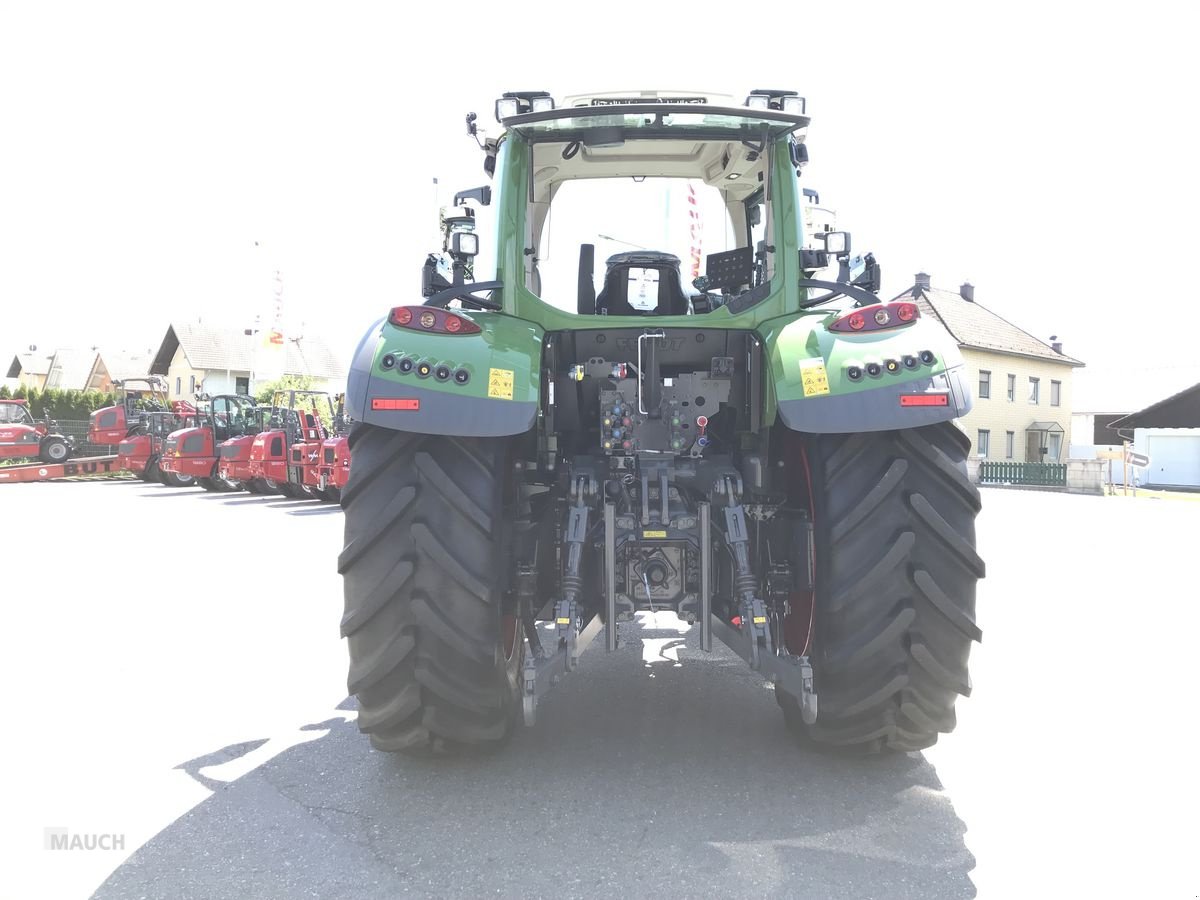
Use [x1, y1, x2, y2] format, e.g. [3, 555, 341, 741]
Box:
[487, 368, 515, 400]
[799, 358, 830, 397]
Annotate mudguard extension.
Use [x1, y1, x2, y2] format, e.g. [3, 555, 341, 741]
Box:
[346, 315, 544, 437]
[762, 312, 973, 434]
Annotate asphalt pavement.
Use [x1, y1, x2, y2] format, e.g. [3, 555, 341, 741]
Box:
[1, 479, 1196, 899]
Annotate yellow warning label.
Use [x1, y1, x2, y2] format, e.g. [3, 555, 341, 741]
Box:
[799, 358, 830, 397]
[556, 617, 571, 625]
[643, 530, 667, 539]
[752, 616, 767, 624]
[487, 367, 515, 400]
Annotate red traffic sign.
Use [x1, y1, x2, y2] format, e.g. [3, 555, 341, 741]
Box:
[1126, 451, 1150, 468]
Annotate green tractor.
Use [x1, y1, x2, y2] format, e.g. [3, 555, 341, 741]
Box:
[340, 90, 983, 755]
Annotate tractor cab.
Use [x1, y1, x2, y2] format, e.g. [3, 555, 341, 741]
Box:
[88, 376, 169, 445]
[0, 399, 73, 463]
[159, 394, 256, 491]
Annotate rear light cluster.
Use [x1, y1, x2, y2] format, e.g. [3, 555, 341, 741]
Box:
[845, 350, 936, 381]
[830, 302, 920, 334]
[381, 352, 471, 385]
[388, 306, 481, 335]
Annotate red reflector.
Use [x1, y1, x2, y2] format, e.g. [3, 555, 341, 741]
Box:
[389, 307, 413, 326]
[731, 616, 743, 627]
[371, 398, 420, 411]
[899, 393, 949, 407]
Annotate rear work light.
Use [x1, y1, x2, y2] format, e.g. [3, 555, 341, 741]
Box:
[830, 302, 920, 334]
[388, 306, 481, 335]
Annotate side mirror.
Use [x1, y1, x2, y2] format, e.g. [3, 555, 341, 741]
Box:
[453, 186, 492, 207]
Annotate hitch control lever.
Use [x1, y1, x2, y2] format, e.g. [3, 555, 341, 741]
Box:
[637, 330, 665, 417]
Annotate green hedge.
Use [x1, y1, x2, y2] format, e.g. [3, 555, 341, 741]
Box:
[0, 384, 118, 420]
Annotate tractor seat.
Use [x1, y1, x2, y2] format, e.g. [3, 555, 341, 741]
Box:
[595, 251, 689, 317]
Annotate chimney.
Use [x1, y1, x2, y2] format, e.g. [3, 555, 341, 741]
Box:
[914, 272, 931, 289]
[1050, 334, 1063, 354]
[959, 282, 974, 302]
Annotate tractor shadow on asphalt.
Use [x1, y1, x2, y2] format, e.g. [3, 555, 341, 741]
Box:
[92, 621, 976, 900]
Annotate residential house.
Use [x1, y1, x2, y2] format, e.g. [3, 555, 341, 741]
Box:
[6, 348, 109, 392]
[149, 322, 346, 401]
[897, 274, 1085, 462]
[6, 350, 54, 390]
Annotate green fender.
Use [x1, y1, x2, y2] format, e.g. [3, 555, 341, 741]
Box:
[759, 311, 973, 433]
[346, 312, 544, 437]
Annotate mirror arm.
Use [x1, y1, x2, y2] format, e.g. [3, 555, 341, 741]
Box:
[424, 280, 504, 310]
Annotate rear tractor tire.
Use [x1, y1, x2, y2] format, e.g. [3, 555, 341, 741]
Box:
[339, 424, 523, 754]
[778, 422, 985, 754]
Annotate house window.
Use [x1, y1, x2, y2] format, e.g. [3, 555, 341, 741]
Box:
[976, 429, 990, 458]
[1029, 377, 1040, 404]
[1007, 374, 1016, 401]
[236, 376, 250, 395]
[1051, 380, 1061, 407]
[1048, 432, 1062, 461]
[1006, 431, 1015, 458]
[978, 370, 991, 399]
[189, 375, 196, 394]
[175, 376, 181, 396]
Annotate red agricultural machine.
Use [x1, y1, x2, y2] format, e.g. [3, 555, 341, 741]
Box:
[159, 394, 256, 492]
[247, 390, 335, 499]
[0, 399, 74, 464]
[115, 402, 200, 487]
[315, 394, 351, 503]
[216, 405, 288, 494]
[87, 376, 170, 446]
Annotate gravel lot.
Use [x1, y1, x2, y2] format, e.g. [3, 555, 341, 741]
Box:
[1, 479, 1196, 899]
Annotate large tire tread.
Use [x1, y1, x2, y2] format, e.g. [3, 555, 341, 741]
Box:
[783, 422, 983, 754]
[340, 424, 520, 755]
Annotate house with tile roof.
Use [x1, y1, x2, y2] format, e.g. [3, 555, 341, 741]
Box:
[896, 274, 1085, 463]
[148, 322, 346, 401]
[6, 348, 110, 392]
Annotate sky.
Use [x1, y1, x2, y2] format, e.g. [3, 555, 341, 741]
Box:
[2, 1, 1198, 403]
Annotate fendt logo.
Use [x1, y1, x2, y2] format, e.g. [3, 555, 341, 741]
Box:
[44, 828, 125, 851]
[613, 337, 684, 352]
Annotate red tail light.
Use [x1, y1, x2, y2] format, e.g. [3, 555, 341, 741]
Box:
[388, 306, 481, 335]
[831, 302, 920, 334]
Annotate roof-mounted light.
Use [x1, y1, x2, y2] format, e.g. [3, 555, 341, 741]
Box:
[495, 98, 520, 121]
[746, 89, 805, 115]
[782, 96, 806, 115]
[745, 92, 771, 110]
[495, 90, 553, 122]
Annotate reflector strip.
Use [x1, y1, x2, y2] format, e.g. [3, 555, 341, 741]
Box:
[371, 398, 420, 411]
[900, 393, 949, 407]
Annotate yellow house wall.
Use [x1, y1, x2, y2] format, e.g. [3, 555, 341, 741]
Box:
[957, 348, 1077, 460]
[165, 346, 205, 401]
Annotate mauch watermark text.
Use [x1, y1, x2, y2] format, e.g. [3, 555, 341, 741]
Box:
[44, 828, 125, 851]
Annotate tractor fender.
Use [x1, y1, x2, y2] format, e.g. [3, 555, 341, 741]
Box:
[761, 312, 973, 434]
[347, 313, 544, 437]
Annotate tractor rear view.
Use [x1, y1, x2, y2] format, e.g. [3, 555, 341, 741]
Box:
[339, 90, 983, 756]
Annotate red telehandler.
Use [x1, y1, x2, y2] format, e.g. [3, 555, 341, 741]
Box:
[314, 393, 351, 502]
[216, 405, 288, 494]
